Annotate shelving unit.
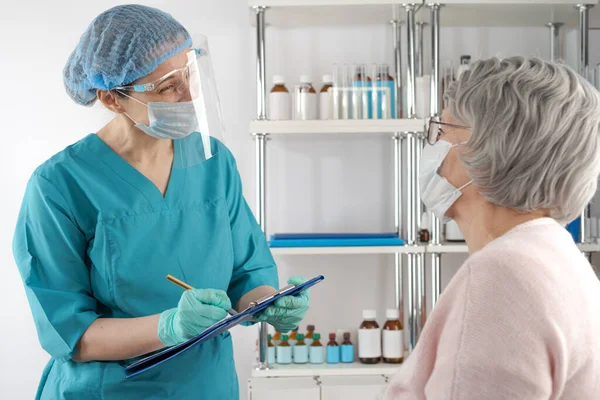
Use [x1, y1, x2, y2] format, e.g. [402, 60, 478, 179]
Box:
[248, 2, 599, 396]
[251, 362, 400, 378]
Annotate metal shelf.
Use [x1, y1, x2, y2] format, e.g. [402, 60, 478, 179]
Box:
[250, 119, 426, 135]
[251, 362, 401, 378]
[426, 243, 468, 253]
[270, 245, 425, 255]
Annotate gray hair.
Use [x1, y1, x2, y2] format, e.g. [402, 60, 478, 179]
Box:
[444, 57, 600, 223]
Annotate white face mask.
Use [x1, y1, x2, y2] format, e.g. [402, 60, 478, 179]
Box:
[420, 140, 472, 223]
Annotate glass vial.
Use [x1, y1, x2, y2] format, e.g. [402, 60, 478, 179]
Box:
[277, 334, 292, 364]
[319, 75, 333, 120]
[293, 334, 308, 364]
[309, 333, 324, 364]
[358, 310, 381, 364]
[305, 324, 315, 346]
[352, 64, 372, 119]
[267, 334, 276, 365]
[326, 333, 340, 364]
[269, 75, 291, 120]
[382, 309, 404, 364]
[293, 75, 317, 120]
[341, 332, 354, 363]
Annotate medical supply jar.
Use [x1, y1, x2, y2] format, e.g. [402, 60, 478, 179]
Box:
[269, 75, 291, 120]
[309, 333, 324, 364]
[277, 334, 292, 364]
[293, 334, 308, 364]
[359, 310, 381, 364]
[293, 75, 317, 120]
[382, 309, 404, 363]
[267, 334, 276, 365]
[326, 333, 340, 364]
[341, 332, 354, 363]
[319, 75, 333, 120]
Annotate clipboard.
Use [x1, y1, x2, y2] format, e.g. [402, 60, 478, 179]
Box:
[124, 275, 325, 378]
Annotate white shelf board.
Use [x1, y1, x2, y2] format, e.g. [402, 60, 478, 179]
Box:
[251, 362, 400, 378]
[249, 2, 410, 28]
[578, 243, 600, 252]
[250, 119, 426, 135]
[422, 1, 598, 27]
[427, 243, 469, 253]
[270, 245, 425, 255]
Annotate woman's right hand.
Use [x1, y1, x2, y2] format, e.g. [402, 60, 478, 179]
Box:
[158, 289, 232, 346]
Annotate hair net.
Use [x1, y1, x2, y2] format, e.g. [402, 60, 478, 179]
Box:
[63, 4, 192, 106]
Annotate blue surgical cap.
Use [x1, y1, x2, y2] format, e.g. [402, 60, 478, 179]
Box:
[63, 4, 192, 106]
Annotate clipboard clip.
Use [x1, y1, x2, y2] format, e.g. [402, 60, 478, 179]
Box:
[248, 284, 296, 309]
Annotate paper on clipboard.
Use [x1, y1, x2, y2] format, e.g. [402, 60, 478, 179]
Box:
[124, 275, 324, 378]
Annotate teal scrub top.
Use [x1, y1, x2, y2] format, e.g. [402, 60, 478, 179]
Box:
[13, 133, 278, 400]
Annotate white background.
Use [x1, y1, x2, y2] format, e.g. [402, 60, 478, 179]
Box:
[1, 1, 600, 399]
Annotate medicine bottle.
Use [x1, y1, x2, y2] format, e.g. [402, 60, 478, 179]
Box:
[382, 309, 404, 364]
[326, 333, 340, 364]
[374, 64, 397, 119]
[293, 334, 308, 364]
[293, 75, 317, 120]
[288, 327, 298, 347]
[309, 333, 324, 364]
[272, 331, 281, 347]
[267, 334, 276, 365]
[319, 75, 333, 120]
[419, 212, 430, 243]
[340, 332, 354, 363]
[358, 310, 381, 364]
[305, 324, 315, 346]
[277, 334, 292, 364]
[269, 75, 291, 120]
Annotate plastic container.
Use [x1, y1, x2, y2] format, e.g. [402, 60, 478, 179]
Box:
[277, 334, 292, 364]
[326, 333, 340, 364]
[309, 333, 324, 364]
[269, 75, 291, 120]
[373, 64, 396, 119]
[319, 75, 333, 120]
[293, 334, 308, 364]
[293, 75, 317, 120]
[358, 310, 381, 364]
[340, 332, 354, 363]
[382, 309, 404, 363]
[267, 334, 276, 364]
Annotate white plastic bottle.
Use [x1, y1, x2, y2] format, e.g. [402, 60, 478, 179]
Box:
[319, 74, 333, 120]
[269, 75, 291, 120]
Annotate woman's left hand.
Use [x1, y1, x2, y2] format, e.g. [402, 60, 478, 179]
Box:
[254, 276, 310, 332]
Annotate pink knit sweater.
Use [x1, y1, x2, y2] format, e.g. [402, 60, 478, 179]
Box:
[385, 218, 600, 399]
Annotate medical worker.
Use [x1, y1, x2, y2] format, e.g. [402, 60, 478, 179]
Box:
[13, 5, 309, 399]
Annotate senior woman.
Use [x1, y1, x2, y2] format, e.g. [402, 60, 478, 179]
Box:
[12, 5, 308, 399]
[385, 57, 600, 399]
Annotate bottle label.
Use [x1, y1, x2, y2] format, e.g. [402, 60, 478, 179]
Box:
[268, 346, 276, 364]
[319, 91, 331, 120]
[277, 346, 292, 364]
[382, 329, 404, 358]
[294, 92, 317, 120]
[358, 328, 381, 358]
[326, 346, 340, 364]
[293, 345, 308, 364]
[309, 346, 324, 364]
[269, 92, 291, 120]
[341, 344, 354, 363]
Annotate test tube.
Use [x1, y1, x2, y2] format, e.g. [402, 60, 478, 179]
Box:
[341, 64, 350, 120]
[332, 63, 341, 120]
[371, 64, 379, 120]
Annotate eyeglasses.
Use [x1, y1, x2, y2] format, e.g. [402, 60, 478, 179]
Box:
[115, 49, 203, 98]
[427, 115, 471, 145]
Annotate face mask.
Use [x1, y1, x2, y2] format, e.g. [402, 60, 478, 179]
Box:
[119, 92, 201, 140]
[420, 140, 472, 223]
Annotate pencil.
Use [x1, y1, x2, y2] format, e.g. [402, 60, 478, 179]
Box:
[166, 274, 238, 316]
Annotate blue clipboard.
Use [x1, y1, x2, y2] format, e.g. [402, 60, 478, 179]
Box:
[124, 275, 325, 378]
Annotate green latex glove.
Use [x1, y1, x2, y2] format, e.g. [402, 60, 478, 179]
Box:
[254, 276, 310, 332]
[158, 288, 232, 346]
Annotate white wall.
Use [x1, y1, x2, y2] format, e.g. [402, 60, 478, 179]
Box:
[1, 2, 599, 399]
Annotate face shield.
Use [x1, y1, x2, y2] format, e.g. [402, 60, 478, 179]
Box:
[115, 34, 225, 168]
